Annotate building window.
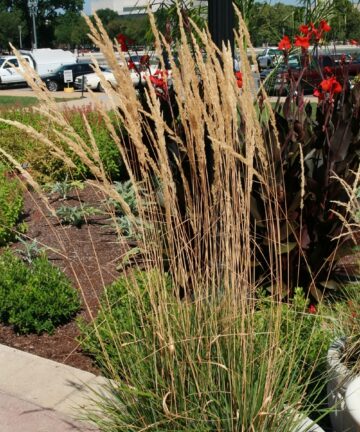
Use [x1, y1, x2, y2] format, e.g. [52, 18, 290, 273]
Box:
[123, 6, 146, 13]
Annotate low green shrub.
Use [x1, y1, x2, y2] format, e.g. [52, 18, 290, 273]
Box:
[0, 251, 80, 334]
[255, 287, 335, 372]
[78, 270, 155, 372]
[0, 164, 24, 245]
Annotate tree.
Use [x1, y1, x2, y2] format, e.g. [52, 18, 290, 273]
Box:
[328, 0, 360, 42]
[0, 1, 27, 51]
[248, 3, 305, 46]
[90, 9, 150, 46]
[94, 8, 120, 27]
[2, 0, 84, 48]
[54, 11, 88, 48]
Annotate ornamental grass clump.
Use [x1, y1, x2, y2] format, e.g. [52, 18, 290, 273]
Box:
[0, 7, 356, 431]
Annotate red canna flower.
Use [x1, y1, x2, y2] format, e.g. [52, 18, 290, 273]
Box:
[313, 88, 324, 100]
[127, 60, 136, 70]
[150, 75, 165, 88]
[319, 20, 331, 32]
[340, 54, 348, 65]
[320, 76, 342, 94]
[294, 35, 310, 50]
[312, 28, 322, 41]
[149, 69, 169, 99]
[323, 66, 333, 76]
[278, 35, 292, 51]
[299, 24, 310, 35]
[140, 54, 150, 68]
[309, 304, 317, 314]
[117, 33, 128, 52]
[235, 71, 243, 89]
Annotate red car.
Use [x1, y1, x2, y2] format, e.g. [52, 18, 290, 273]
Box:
[271, 54, 360, 95]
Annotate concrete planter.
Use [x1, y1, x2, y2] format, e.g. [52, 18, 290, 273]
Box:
[327, 338, 360, 431]
[292, 411, 326, 432]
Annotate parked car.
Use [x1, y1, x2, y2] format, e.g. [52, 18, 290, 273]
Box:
[42, 62, 107, 92]
[0, 48, 76, 88]
[257, 47, 283, 70]
[74, 68, 141, 92]
[74, 64, 174, 92]
[261, 54, 360, 95]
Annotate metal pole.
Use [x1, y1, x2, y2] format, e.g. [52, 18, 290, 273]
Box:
[28, 0, 38, 49]
[208, 0, 234, 58]
[32, 14, 37, 49]
[18, 26, 22, 49]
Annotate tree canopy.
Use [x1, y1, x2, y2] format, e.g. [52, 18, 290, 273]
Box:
[0, 0, 360, 52]
[0, 0, 84, 49]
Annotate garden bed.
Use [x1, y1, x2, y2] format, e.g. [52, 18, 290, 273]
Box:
[0, 182, 124, 374]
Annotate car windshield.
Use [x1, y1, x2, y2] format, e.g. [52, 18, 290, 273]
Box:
[268, 49, 283, 56]
[54, 65, 70, 73]
[288, 56, 300, 68]
[131, 56, 140, 63]
[0, 58, 6, 67]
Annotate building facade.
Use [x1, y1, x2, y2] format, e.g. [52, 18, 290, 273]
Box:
[90, 0, 204, 16]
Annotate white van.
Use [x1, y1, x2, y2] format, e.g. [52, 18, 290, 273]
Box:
[0, 48, 77, 87]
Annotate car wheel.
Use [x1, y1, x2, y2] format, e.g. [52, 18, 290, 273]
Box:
[97, 82, 105, 92]
[46, 80, 59, 92]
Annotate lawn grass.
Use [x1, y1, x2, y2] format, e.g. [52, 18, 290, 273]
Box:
[271, 101, 318, 120]
[0, 95, 84, 109]
[0, 95, 38, 108]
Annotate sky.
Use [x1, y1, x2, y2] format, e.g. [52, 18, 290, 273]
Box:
[84, 0, 91, 14]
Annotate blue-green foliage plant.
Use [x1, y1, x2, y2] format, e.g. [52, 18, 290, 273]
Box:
[0, 251, 80, 334]
[56, 204, 102, 227]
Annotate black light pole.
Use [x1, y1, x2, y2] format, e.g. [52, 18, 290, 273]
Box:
[208, 0, 235, 58]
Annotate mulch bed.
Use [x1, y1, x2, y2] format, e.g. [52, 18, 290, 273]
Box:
[0, 182, 126, 375]
[1, 180, 358, 376]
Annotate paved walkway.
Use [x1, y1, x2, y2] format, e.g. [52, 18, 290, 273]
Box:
[0, 344, 108, 431]
[0, 86, 318, 110]
[0, 87, 113, 111]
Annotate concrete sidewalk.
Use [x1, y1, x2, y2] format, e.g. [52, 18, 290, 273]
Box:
[0, 344, 108, 431]
[0, 86, 113, 111]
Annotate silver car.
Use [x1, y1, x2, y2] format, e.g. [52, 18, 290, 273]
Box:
[257, 48, 283, 70]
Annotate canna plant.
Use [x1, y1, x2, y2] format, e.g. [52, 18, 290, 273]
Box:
[252, 20, 360, 300]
